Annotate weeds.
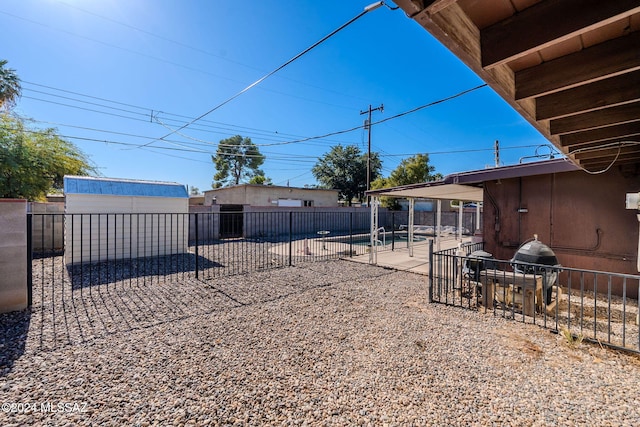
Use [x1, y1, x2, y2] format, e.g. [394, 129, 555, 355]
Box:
[561, 329, 584, 348]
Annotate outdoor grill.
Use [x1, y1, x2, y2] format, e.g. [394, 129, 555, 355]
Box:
[510, 235, 561, 304]
[463, 250, 497, 281]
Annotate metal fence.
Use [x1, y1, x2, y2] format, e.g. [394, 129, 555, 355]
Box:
[429, 241, 640, 354]
[28, 210, 478, 302]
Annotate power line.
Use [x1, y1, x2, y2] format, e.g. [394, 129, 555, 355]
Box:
[377, 144, 556, 157]
[139, 2, 386, 148]
[21, 79, 491, 155]
[20, 81, 494, 163]
[0, 123, 328, 166]
[223, 84, 490, 147]
[3, 11, 362, 112]
[21, 80, 488, 152]
[0, 10, 240, 83]
[20, 83, 355, 146]
[55, 0, 374, 105]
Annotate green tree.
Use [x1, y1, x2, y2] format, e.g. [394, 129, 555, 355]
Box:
[371, 153, 441, 209]
[0, 115, 97, 200]
[0, 60, 21, 111]
[248, 174, 272, 185]
[312, 144, 381, 206]
[212, 135, 265, 188]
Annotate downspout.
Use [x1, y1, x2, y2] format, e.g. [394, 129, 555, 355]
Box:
[518, 177, 522, 245]
[484, 184, 501, 244]
[549, 173, 555, 246]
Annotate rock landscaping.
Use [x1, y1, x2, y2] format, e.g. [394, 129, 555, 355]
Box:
[2, 259, 640, 426]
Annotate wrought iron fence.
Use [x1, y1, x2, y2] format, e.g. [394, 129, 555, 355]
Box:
[429, 240, 640, 354]
[27, 209, 478, 318]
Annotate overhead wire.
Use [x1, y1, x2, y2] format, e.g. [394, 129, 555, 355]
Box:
[569, 140, 640, 175]
[137, 3, 385, 148]
[17, 82, 509, 165]
[20, 83, 355, 146]
[54, 0, 374, 105]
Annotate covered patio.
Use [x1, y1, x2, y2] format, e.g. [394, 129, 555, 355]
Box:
[361, 180, 483, 271]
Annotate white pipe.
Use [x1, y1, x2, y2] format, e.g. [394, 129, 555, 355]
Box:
[458, 201, 463, 243]
[408, 198, 415, 257]
[370, 196, 379, 265]
[436, 199, 442, 252]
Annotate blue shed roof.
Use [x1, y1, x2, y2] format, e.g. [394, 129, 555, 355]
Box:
[64, 176, 188, 198]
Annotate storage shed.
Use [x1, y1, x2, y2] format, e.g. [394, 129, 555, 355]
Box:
[63, 176, 189, 265]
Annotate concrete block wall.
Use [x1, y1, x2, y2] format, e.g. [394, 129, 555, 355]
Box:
[0, 199, 28, 313]
[29, 202, 64, 251]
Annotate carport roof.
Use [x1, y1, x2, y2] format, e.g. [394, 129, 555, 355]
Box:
[367, 159, 579, 201]
[368, 183, 484, 202]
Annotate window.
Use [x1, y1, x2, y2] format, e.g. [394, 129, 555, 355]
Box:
[303, 200, 313, 207]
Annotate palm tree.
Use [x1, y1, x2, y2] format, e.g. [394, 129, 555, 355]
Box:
[0, 60, 21, 111]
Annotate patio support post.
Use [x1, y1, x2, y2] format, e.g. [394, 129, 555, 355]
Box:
[408, 198, 415, 257]
[369, 196, 379, 265]
[428, 238, 434, 303]
[476, 202, 481, 232]
[288, 211, 293, 267]
[436, 199, 442, 252]
[458, 200, 464, 243]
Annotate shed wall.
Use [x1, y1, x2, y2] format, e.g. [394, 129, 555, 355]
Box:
[65, 194, 188, 264]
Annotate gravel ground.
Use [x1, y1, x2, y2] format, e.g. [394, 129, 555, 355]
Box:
[2, 259, 640, 426]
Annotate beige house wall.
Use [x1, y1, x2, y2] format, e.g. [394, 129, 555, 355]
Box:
[204, 185, 338, 207]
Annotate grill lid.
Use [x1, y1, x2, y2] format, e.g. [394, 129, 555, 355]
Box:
[511, 235, 560, 270]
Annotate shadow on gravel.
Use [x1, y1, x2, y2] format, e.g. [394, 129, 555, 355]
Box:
[67, 253, 222, 290]
[0, 309, 30, 377]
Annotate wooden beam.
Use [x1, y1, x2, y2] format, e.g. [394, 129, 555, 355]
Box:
[559, 123, 640, 148]
[396, 0, 426, 17]
[481, 0, 640, 68]
[423, 0, 459, 15]
[399, 0, 560, 155]
[516, 31, 640, 100]
[536, 70, 640, 120]
[550, 102, 640, 135]
[580, 157, 638, 174]
[577, 149, 640, 165]
[403, 0, 459, 17]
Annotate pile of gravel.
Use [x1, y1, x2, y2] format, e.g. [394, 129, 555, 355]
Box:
[2, 259, 640, 426]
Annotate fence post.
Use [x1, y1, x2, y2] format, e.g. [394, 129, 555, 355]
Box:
[194, 213, 199, 279]
[349, 211, 353, 257]
[26, 213, 32, 307]
[428, 239, 434, 303]
[288, 211, 293, 266]
[391, 212, 395, 251]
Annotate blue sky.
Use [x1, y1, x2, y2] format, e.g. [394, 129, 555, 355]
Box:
[2, 0, 555, 193]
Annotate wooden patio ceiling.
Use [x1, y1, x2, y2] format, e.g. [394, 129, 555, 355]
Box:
[392, 0, 640, 171]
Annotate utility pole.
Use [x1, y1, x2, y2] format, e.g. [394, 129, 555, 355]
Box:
[494, 140, 500, 167]
[360, 104, 383, 206]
